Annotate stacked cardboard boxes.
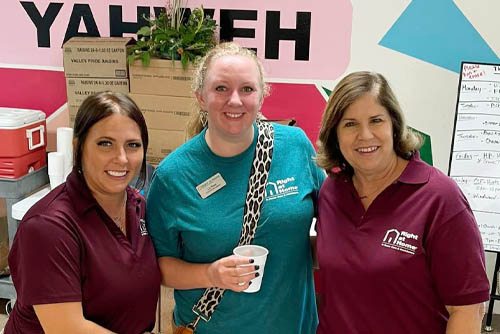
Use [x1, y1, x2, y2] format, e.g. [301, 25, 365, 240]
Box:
[129, 59, 197, 332]
[63, 37, 134, 126]
[128, 59, 197, 166]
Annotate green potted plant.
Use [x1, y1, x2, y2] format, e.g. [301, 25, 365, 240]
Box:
[127, 0, 217, 69]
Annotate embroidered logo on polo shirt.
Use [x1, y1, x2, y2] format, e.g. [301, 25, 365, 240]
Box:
[139, 219, 148, 236]
[381, 229, 419, 255]
[265, 177, 299, 201]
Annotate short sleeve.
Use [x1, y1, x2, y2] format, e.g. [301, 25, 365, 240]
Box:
[310, 156, 326, 215]
[146, 169, 182, 258]
[426, 208, 490, 305]
[10, 215, 82, 305]
[300, 129, 327, 216]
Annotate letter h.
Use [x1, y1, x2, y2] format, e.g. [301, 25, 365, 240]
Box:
[265, 11, 311, 61]
[109, 5, 150, 36]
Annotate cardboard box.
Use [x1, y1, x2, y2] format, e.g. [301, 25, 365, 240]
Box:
[63, 37, 133, 78]
[66, 77, 130, 126]
[129, 59, 194, 97]
[147, 129, 185, 166]
[128, 93, 196, 131]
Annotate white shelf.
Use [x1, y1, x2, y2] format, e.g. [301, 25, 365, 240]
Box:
[11, 187, 50, 221]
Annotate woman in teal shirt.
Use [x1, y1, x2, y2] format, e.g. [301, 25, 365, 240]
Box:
[146, 42, 325, 334]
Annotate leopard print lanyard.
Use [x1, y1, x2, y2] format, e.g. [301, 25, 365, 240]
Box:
[189, 121, 275, 329]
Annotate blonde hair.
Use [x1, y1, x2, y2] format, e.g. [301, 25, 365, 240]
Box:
[316, 71, 423, 177]
[186, 42, 270, 139]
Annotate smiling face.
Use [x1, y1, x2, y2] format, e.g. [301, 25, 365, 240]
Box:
[81, 113, 143, 200]
[336, 93, 398, 178]
[196, 55, 262, 143]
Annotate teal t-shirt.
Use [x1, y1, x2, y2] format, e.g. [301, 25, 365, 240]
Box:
[146, 123, 325, 334]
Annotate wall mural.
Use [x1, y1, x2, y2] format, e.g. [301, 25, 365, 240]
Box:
[1, 0, 499, 169]
[380, 0, 500, 73]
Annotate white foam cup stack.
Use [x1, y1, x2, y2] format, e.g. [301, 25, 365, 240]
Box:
[48, 152, 65, 189]
[56, 127, 74, 180]
[233, 245, 269, 293]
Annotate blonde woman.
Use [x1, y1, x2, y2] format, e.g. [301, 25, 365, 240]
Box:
[147, 42, 325, 333]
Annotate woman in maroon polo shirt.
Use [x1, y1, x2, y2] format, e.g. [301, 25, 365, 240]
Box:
[314, 71, 489, 333]
[4, 92, 161, 334]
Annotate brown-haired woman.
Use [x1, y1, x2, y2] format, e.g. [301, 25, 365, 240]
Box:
[5, 92, 160, 334]
[147, 42, 325, 334]
[315, 71, 489, 333]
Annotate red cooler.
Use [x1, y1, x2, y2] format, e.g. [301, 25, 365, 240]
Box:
[0, 108, 47, 179]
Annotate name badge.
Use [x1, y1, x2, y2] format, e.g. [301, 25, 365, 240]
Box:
[196, 173, 226, 199]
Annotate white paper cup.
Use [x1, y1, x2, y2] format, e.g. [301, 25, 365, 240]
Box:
[49, 175, 64, 190]
[233, 245, 269, 293]
[48, 152, 65, 189]
[56, 127, 73, 180]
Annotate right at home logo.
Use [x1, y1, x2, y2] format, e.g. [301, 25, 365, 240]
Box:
[381, 228, 419, 255]
[265, 177, 299, 201]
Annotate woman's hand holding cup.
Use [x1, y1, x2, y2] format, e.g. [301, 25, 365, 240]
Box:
[207, 255, 259, 292]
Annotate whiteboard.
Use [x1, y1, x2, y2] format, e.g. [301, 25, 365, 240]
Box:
[449, 62, 500, 252]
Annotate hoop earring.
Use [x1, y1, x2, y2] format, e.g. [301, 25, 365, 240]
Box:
[200, 111, 208, 127]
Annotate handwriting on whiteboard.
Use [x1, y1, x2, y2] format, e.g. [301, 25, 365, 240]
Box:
[450, 62, 500, 252]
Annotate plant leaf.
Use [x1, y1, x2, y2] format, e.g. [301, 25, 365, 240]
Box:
[136, 40, 148, 48]
[154, 33, 167, 43]
[137, 26, 151, 36]
[185, 42, 206, 50]
[133, 2, 217, 66]
[127, 54, 136, 64]
[141, 52, 150, 66]
[181, 52, 188, 68]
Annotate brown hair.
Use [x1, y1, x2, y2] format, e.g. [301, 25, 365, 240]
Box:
[316, 71, 423, 177]
[186, 42, 270, 139]
[73, 91, 149, 189]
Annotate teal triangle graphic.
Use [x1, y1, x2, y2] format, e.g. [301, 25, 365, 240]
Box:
[379, 0, 500, 73]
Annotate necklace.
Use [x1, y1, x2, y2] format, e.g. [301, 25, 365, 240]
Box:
[112, 215, 126, 233]
[359, 193, 374, 200]
[109, 196, 127, 234]
[357, 176, 397, 200]
[358, 184, 389, 200]
[354, 174, 390, 200]
[355, 158, 404, 201]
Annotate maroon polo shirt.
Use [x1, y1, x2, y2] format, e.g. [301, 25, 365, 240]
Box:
[316, 154, 489, 334]
[5, 169, 161, 334]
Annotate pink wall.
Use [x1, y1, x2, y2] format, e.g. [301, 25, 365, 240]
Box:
[0, 1, 352, 147]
